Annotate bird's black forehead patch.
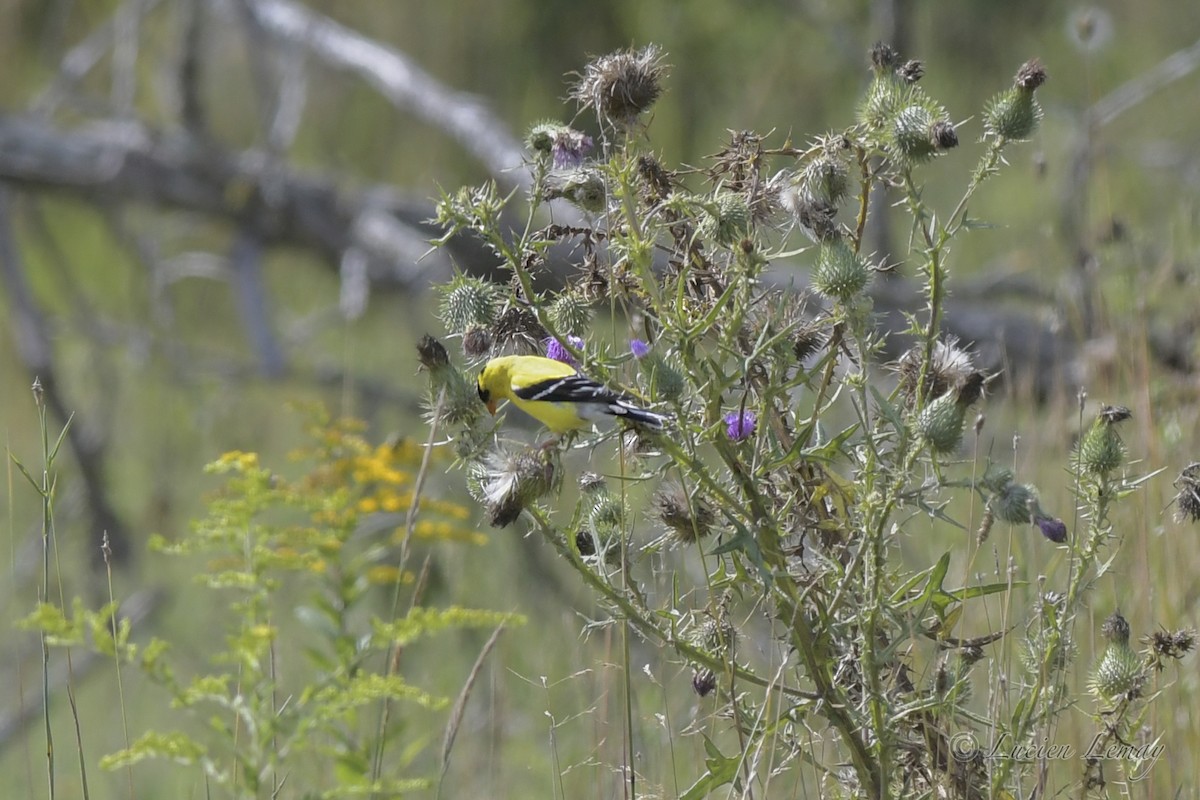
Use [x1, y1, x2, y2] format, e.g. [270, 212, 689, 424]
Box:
[477, 381, 489, 402]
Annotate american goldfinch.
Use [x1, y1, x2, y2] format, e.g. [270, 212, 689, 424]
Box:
[476, 355, 668, 434]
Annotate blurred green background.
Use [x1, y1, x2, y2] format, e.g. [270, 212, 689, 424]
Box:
[2, 0, 1199, 796]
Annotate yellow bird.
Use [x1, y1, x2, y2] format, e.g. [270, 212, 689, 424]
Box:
[476, 355, 668, 434]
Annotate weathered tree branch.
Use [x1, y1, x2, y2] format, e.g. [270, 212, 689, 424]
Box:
[0, 112, 468, 286]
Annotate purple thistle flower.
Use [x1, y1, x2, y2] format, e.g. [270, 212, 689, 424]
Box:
[1034, 515, 1068, 544]
[724, 410, 757, 442]
[552, 130, 594, 170]
[630, 338, 651, 359]
[545, 335, 585, 365]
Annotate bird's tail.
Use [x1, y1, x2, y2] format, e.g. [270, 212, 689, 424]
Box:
[615, 400, 671, 431]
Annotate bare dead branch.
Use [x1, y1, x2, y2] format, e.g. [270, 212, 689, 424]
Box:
[224, 0, 527, 192]
[0, 112, 460, 286]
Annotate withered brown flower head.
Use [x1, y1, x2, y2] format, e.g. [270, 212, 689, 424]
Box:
[1098, 404, 1132, 425]
[1173, 462, 1200, 523]
[1102, 610, 1131, 646]
[930, 120, 959, 150]
[898, 59, 924, 84]
[1015, 59, 1048, 91]
[492, 307, 549, 355]
[570, 45, 667, 129]
[870, 41, 901, 73]
[416, 334, 450, 370]
[637, 154, 674, 201]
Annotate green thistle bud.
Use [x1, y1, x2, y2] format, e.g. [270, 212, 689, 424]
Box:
[983, 60, 1047, 141]
[439, 276, 500, 334]
[812, 239, 870, 302]
[1076, 405, 1129, 476]
[983, 90, 1040, 141]
[546, 168, 608, 214]
[548, 291, 593, 337]
[1020, 630, 1074, 676]
[857, 73, 908, 130]
[525, 121, 560, 155]
[800, 154, 852, 207]
[888, 104, 959, 164]
[994, 482, 1037, 524]
[916, 391, 967, 454]
[650, 356, 686, 402]
[700, 191, 752, 246]
[1089, 640, 1145, 701]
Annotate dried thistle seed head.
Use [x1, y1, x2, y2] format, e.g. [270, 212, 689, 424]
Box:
[461, 326, 493, 359]
[705, 130, 765, 191]
[417, 334, 450, 371]
[1173, 462, 1200, 523]
[893, 337, 977, 405]
[473, 446, 558, 527]
[492, 307, 549, 355]
[792, 318, 828, 363]
[652, 481, 716, 544]
[1102, 610, 1131, 646]
[570, 45, 667, 129]
[439, 276, 500, 333]
[781, 192, 840, 242]
[637, 153, 674, 201]
[812, 239, 870, 302]
[578, 471, 606, 494]
[1145, 628, 1196, 663]
[698, 616, 738, 654]
[692, 668, 717, 697]
[869, 41, 902, 74]
[898, 59, 924, 84]
[930, 120, 959, 150]
[1098, 404, 1132, 424]
[1015, 58, 1048, 91]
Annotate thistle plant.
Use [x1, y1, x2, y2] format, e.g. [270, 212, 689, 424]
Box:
[425, 44, 1191, 799]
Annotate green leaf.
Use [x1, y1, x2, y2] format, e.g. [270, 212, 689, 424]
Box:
[680, 735, 740, 799]
[870, 384, 906, 434]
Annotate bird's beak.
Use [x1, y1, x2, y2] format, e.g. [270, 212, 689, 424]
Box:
[486, 400, 498, 415]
